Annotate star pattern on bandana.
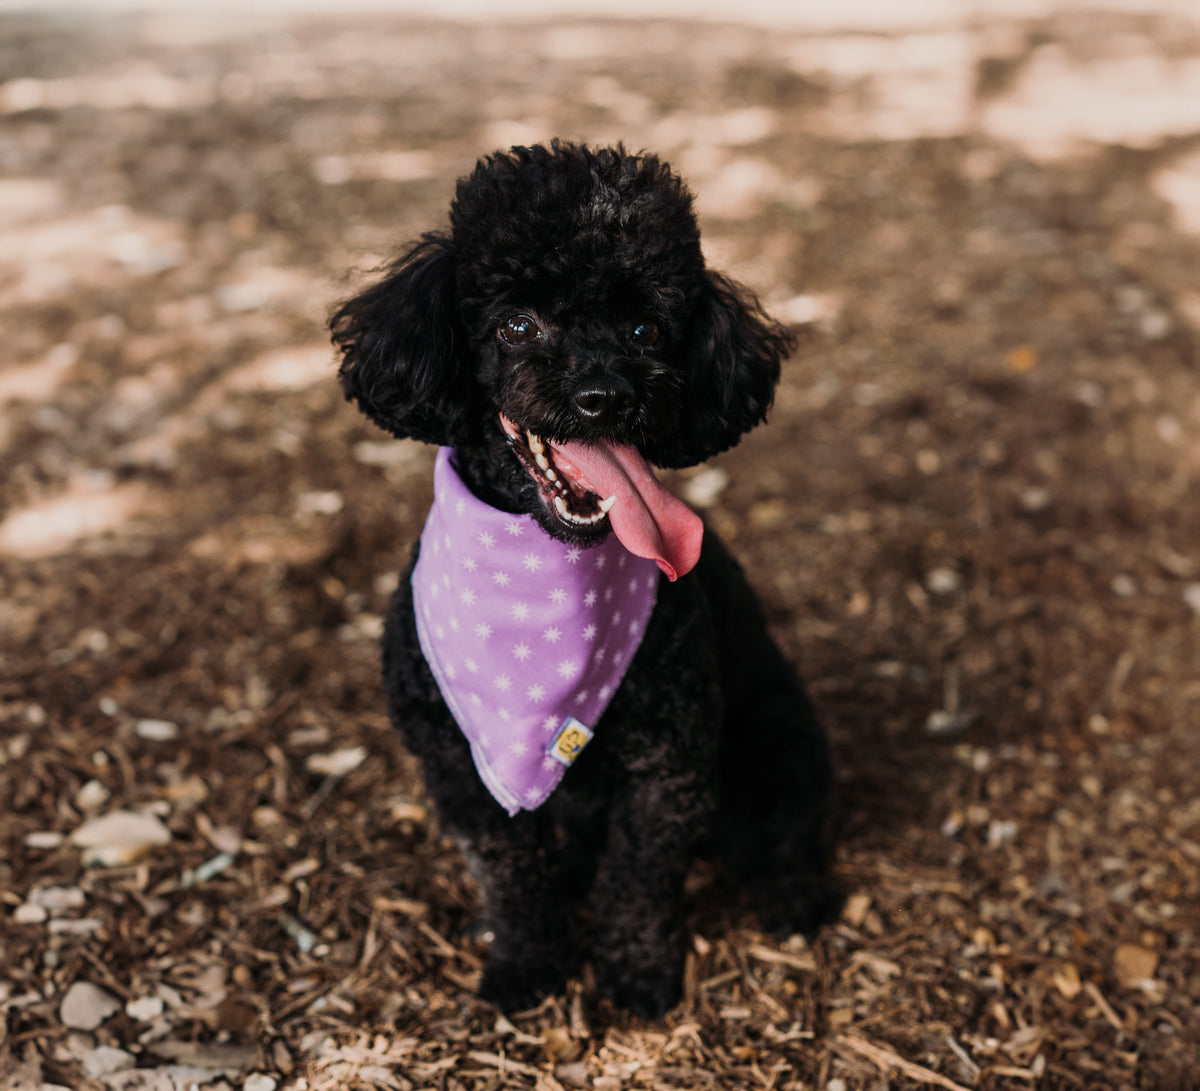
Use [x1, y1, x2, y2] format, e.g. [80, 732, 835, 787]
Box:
[412, 449, 661, 816]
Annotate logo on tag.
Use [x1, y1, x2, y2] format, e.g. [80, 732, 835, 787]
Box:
[548, 717, 593, 767]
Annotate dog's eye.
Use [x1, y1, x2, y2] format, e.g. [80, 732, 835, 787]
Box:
[499, 315, 540, 345]
[630, 321, 661, 348]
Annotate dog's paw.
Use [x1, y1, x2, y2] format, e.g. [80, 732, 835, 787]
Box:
[478, 955, 568, 1013]
[593, 958, 683, 1020]
[752, 874, 844, 940]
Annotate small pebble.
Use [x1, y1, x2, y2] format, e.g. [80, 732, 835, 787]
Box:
[305, 747, 367, 777]
[82, 1046, 134, 1079]
[71, 809, 172, 866]
[75, 779, 110, 812]
[925, 567, 961, 595]
[680, 466, 730, 508]
[1020, 486, 1053, 512]
[30, 886, 85, 912]
[1111, 575, 1136, 598]
[60, 981, 121, 1031]
[244, 1075, 278, 1091]
[987, 819, 1019, 847]
[126, 995, 165, 1022]
[14, 904, 48, 924]
[135, 718, 179, 741]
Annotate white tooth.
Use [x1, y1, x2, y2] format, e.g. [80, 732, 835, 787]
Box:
[535, 453, 550, 471]
[546, 468, 558, 482]
[598, 495, 617, 513]
[528, 433, 544, 454]
[554, 496, 568, 516]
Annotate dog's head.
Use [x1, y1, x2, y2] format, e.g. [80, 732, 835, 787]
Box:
[331, 141, 794, 576]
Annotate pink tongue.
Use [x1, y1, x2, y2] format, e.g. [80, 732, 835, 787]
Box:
[551, 439, 703, 581]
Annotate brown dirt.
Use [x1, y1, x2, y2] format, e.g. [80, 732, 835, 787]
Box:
[2, 8, 1199, 1091]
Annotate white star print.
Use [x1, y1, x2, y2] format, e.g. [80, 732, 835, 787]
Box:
[454, 499, 467, 517]
[478, 531, 496, 549]
[582, 624, 597, 641]
[435, 625, 445, 640]
[513, 643, 531, 662]
[584, 590, 598, 607]
[511, 602, 531, 621]
[594, 554, 607, 570]
[492, 570, 511, 587]
[523, 552, 543, 572]
[461, 555, 478, 572]
[505, 519, 524, 537]
[465, 658, 479, 673]
[565, 547, 582, 563]
[548, 588, 567, 604]
[469, 692, 482, 706]
[543, 626, 561, 643]
[542, 715, 559, 732]
[629, 618, 639, 634]
[599, 684, 612, 700]
[527, 683, 546, 702]
[474, 622, 492, 640]
[629, 578, 640, 593]
[604, 587, 614, 603]
[509, 739, 528, 756]
[617, 554, 626, 569]
[460, 588, 477, 606]
[495, 673, 512, 692]
[542, 756, 559, 771]
[557, 660, 578, 679]
[445, 664, 457, 680]
[613, 610, 623, 625]
[526, 785, 545, 802]
[575, 689, 590, 704]
[499, 708, 511, 721]
[449, 617, 460, 632]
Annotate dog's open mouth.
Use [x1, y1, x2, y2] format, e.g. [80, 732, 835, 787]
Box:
[499, 413, 703, 581]
[500, 414, 615, 529]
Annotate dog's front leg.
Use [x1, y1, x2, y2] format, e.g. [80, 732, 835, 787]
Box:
[588, 767, 712, 1018]
[450, 807, 574, 1012]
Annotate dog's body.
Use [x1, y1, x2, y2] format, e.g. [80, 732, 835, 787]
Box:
[332, 143, 837, 1017]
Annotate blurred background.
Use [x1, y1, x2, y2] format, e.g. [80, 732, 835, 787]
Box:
[2, 1, 1199, 1089]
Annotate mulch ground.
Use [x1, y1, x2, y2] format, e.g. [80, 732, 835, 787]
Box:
[2, 8, 1199, 1091]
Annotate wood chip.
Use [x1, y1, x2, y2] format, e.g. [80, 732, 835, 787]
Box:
[836, 1034, 973, 1091]
[1113, 943, 1158, 988]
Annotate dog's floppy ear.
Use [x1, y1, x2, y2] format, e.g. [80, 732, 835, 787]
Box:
[329, 232, 478, 447]
[649, 270, 796, 468]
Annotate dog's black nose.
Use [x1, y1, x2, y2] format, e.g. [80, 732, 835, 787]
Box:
[573, 376, 636, 425]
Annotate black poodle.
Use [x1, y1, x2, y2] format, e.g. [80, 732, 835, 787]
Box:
[330, 141, 838, 1018]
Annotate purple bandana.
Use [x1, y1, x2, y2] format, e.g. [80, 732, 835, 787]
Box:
[411, 447, 660, 815]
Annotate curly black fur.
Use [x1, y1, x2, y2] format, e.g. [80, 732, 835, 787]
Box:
[331, 141, 839, 1017]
